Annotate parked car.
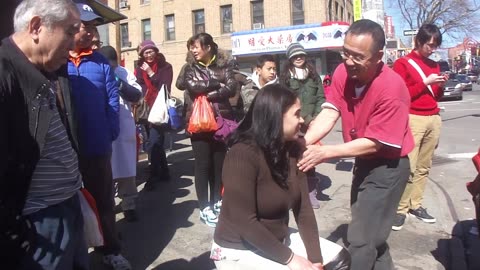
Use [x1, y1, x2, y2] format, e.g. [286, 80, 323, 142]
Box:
[440, 77, 464, 101]
[456, 74, 473, 91]
[467, 73, 478, 84]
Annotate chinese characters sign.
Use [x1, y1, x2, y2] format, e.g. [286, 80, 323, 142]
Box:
[231, 24, 349, 56]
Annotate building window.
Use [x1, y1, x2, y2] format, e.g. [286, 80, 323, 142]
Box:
[251, 1, 264, 29]
[328, 0, 333, 21]
[165, 14, 175, 41]
[120, 23, 129, 47]
[142, 19, 151, 41]
[193, 9, 205, 35]
[221, 5, 233, 33]
[291, 0, 304, 25]
[335, 1, 339, 21]
[140, 0, 150, 4]
[119, 0, 128, 9]
[340, 6, 344, 21]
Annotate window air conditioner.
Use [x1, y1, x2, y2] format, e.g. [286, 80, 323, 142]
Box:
[252, 23, 263, 30]
[119, 1, 129, 9]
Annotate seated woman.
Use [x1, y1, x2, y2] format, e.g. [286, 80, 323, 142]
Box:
[211, 84, 350, 270]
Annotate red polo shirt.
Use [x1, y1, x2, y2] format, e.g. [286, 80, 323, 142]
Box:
[327, 63, 414, 159]
[392, 51, 442, 115]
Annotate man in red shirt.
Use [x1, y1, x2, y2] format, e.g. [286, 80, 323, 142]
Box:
[298, 19, 414, 270]
[392, 24, 446, 230]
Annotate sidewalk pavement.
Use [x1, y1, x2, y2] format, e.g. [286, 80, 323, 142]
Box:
[89, 129, 476, 269]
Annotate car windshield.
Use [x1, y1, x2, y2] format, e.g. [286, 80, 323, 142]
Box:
[457, 75, 468, 80]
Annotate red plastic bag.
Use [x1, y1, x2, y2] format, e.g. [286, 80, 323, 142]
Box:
[187, 95, 218, 133]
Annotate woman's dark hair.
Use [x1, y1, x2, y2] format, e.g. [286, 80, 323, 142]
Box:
[346, 19, 385, 53]
[415, 24, 442, 49]
[229, 84, 299, 189]
[186, 32, 218, 56]
[279, 58, 320, 85]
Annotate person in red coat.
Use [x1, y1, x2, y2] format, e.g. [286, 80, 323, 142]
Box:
[392, 24, 447, 230]
[135, 40, 173, 190]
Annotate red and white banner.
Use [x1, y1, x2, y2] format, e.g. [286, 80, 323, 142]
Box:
[231, 23, 350, 56]
[384, 16, 394, 39]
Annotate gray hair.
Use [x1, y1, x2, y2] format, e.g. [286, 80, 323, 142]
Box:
[13, 0, 77, 32]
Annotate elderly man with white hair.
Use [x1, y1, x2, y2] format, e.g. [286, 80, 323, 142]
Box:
[0, 0, 89, 269]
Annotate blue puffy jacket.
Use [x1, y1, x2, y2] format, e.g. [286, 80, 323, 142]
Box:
[68, 51, 119, 157]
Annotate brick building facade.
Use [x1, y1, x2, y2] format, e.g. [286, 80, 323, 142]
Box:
[106, 0, 353, 93]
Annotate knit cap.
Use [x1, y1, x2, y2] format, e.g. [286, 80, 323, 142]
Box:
[286, 42, 306, 59]
[138, 40, 159, 56]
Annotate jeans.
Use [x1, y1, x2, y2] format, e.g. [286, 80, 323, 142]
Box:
[397, 114, 441, 214]
[147, 124, 170, 181]
[79, 154, 121, 255]
[20, 194, 89, 270]
[191, 133, 226, 210]
[348, 157, 409, 270]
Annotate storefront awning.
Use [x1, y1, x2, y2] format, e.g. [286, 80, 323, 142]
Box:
[231, 22, 349, 56]
[84, 0, 127, 25]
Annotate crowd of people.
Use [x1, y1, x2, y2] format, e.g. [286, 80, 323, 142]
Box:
[1, 0, 448, 270]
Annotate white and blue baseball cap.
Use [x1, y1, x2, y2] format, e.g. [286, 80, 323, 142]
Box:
[76, 2, 102, 22]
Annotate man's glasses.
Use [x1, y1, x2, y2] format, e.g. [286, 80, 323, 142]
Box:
[339, 50, 369, 65]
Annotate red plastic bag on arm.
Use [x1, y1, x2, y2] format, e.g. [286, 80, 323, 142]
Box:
[187, 95, 218, 133]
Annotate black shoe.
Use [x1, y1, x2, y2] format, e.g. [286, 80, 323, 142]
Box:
[123, 210, 139, 222]
[158, 173, 171, 182]
[409, 207, 436, 223]
[144, 180, 156, 191]
[392, 213, 406, 231]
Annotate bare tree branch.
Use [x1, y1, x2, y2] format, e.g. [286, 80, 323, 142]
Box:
[394, 0, 480, 39]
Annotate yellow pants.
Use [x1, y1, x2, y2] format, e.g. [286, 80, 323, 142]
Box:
[397, 114, 441, 214]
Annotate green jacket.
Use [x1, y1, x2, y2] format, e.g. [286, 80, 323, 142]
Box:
[284, 76, 325, 126]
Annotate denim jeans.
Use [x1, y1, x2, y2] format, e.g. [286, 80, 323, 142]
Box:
[20, 194, 89, 270]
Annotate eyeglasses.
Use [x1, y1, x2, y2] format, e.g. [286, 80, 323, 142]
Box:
[143, 50, 156, 56]
[339, 50, 369, 65]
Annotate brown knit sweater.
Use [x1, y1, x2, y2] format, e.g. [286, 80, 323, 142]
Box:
[213, 143, 322, 264]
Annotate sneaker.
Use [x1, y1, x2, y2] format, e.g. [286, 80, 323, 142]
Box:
[392, 213, 406, 231]
[213, 200, 222, 215]
[200, 206, 218, 228]
[103, 254, 132, 270]
[409, 207, 436, 223]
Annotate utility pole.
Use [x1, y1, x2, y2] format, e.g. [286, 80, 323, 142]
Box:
[114, 0, 121, 64]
